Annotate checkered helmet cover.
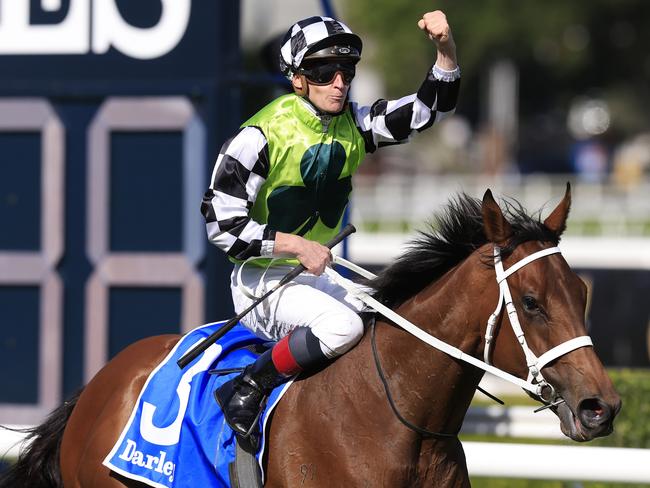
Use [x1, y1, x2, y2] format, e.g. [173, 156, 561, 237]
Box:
[279, 16, 362, 80]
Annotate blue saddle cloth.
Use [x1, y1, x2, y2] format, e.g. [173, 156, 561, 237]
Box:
[103, 321, 290, 488]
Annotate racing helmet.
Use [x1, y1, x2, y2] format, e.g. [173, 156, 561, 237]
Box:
[279, 16, 362, 80]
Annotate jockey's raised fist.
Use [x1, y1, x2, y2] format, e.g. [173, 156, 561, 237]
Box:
[418, 10, 457, 68]
[418, 11, 454, 47]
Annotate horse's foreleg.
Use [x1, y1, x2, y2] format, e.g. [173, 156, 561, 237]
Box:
[416, 438, 471, 487]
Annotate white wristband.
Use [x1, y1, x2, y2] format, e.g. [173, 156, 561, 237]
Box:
[260, 239, 275, 256]
[432, 64, 461, 82]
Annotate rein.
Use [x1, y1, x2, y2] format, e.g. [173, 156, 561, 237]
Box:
[330, 244, 593, 402]
[370, 318, 458, 439]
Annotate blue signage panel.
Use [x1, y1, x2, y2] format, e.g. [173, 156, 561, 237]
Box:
[0, 0, 240, 424]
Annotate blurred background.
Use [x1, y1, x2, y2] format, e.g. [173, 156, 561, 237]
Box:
[1, 0, 649, 485]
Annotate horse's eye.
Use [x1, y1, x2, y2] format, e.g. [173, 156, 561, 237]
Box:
[522, 295, 539, 312]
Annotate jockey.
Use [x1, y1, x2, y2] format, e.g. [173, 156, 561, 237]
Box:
[202, 12, 460, 439]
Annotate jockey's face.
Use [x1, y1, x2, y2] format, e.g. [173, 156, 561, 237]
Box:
[292, 62, 353, 114]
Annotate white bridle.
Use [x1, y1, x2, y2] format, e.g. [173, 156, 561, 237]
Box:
[484, 246, 593, 399]
[329, 245, 593, 400]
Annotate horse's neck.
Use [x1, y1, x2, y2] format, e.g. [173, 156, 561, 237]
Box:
[269, 256, 493, 485]
[367, 252, 494, 435]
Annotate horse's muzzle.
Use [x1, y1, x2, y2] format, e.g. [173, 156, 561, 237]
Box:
[558, 396, 621, 441]
[577, 397, 620, 436]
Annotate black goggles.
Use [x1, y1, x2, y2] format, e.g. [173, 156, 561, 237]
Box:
[299, 62, 356, 85]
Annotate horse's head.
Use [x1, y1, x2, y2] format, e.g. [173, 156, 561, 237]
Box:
[481, 184, 621, 441]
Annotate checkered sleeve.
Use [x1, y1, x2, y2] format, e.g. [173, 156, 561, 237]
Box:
[351, 64, 461, 153]
[201, 126, 276, 259]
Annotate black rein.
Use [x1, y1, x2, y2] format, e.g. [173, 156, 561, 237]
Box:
[370, 319, 458, 439]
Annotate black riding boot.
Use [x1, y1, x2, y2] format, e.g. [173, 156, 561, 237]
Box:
[214, 349, 287, 438]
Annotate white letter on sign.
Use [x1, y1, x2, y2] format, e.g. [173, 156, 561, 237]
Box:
[92, 0, 191, 59]
[0, 0, 89, 54]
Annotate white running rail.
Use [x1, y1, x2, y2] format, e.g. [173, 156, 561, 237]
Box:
[464, 442, 650, 483]
[0, 425, 29, 460]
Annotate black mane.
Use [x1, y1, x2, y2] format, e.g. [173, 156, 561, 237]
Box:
[368, 193, 561, 308]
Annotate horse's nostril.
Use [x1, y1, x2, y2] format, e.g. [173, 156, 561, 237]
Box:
[578, 398, 610, 427]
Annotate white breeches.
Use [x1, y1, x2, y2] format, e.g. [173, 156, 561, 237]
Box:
[230, 263, 369, 358]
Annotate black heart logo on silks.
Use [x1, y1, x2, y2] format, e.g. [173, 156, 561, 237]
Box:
[267, 142, 352, 235]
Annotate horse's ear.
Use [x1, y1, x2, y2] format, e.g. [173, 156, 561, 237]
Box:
[543, 182, 572, 236]
[482, 189, 513, 244]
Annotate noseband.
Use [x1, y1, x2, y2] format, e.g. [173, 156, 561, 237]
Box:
[484, 246, 593, 401]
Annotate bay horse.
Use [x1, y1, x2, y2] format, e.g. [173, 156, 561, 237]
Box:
[1, 186, 620, 487]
